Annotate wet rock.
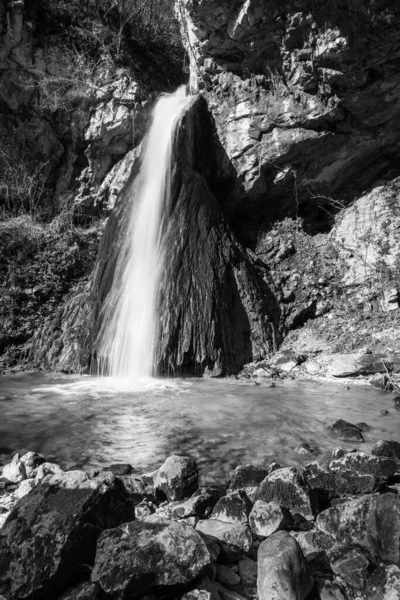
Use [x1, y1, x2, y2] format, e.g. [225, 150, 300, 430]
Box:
[316, 493, 400, 565]
[372, 439, 400, 461]
[172, 489, 219, 519]
[2, 453, 27, 483]
[196, 519, 252, 562]
[58, 581, 103, 599]
[256, 467, 316, 518]
[228, 464, 268, 502]
[20, 451, 46, 477]
[257, 531, 313, 600]
[103, 463, 134, 476]
[215, 565, 241, 587]
[211, 490, 252, 524]
[0, 470, 135, 600]
[328, 419, 364, 442]
[249, 500, 291, 538]
[290, 530, 334, 561]
[153, 455, 198, 501]
[91, 515, 212, 597]
[327, 544, 370, 589]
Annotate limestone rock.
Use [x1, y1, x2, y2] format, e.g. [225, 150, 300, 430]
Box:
[153, 455, 198, 501]
[257, 531, 313, 600]
[19, 451, 46, 477]
[2, 453, 27, 483]
[211, 490, 252, 524]
[91, 515, 212, 597]
[372, 440, 400, 461]
[316, 493, 400, 565]
[249, 500, 291, 538]
[255, 467, 315, 518]
[327, 544, 370, 589]
[0, 470, 135, 600]
[228, 464, 268, 502]
[196, 519, 252, 561]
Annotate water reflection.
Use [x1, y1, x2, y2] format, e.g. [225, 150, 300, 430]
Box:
[0, 373, 399, 486]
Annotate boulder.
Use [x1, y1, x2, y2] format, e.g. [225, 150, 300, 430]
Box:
[228, 464, 268, 502]
[196, 519, 252, 561]
[211, 490, 252, 524]
[257, 531, 313, 600]
[361, 564, 400, 600]
[290, 530, 333, 561]
[328, 419, 364, 442]
[327, 544, 370, 589]
[328, 452, 397, 479]
[255, 467, 316, 518]
[372, 440, 400, 461]
[2, 453, 27, 483]
[0, 470, 135, 600]
[317, 493, 400, 565]
[20, 451, 46, 477]
[153, 455, 198, 501]
[35, 461, 64, 481]
[215, 565, 241, 587]
[249, 500, 291, 538]
[171, 488, 219, 519]
[91, 515, 212, 597]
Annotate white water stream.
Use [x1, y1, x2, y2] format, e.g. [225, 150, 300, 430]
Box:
[97, 86, 192, 379]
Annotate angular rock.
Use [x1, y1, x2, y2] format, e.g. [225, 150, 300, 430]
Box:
[228, 464, 268, 502]
[238, 557, 257, 589]
[361, 564, 400, 600]
[317, 493, 400, 565]
[135, 500, 156, 520]
[257, 531, 313, 600]
[153, 455, 198, 501]
[304, 459, 376, 497]
[255, 467, 315, 518]
[14, 478, 36, 499]
[328, 419, 364, 442]
[2, 453, 27, 483]
[327, 544, 370, 589]
[372, 440, 400, 461]
[35, 461, 64, 481]
[0, 470, 135, 600]
[249, 500, 291, 538]
[317, 580, 346, 600]
[215, 584, 247, 600]
[211, 490, 252, 524]
[196, 519, 252, 561]
[328, 452, 397, 479]
[290, 530, 334, 561]
[20, 451, 46, 477]
[92, 515, 212, 597]
[171, 489, 219, 519]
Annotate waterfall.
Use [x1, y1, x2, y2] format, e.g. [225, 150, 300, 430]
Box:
[97, 86, 192, 378]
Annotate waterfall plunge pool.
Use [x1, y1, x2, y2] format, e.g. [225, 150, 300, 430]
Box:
[0, 373, 399, 486]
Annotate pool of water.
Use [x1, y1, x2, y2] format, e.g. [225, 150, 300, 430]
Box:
[0, 373, 399, 486]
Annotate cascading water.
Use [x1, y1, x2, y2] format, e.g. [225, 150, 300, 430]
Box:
[97, 86, 192, 379]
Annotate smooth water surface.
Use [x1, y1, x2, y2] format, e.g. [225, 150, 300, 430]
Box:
[0, 373, 399, 485]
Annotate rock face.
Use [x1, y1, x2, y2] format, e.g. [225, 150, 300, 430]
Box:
[176, 0, 400, 240]
[91, 515, 212, 597]
[257, 531, 313, 600]
[0, 470, 135, 600]
[90, 95, 280, 375]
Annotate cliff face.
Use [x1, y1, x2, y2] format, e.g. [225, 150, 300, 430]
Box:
[177, 0, 400, 240]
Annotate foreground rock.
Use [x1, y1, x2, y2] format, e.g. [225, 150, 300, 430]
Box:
[0, 470, 135, 600]
[317, 493, 400, 565]
[257, 531, 313, 600]
[153, 454, 198, 501]
[256, 467, 315, 518]
[196, 519, 253, 561]
[92, 515, 212, 597]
